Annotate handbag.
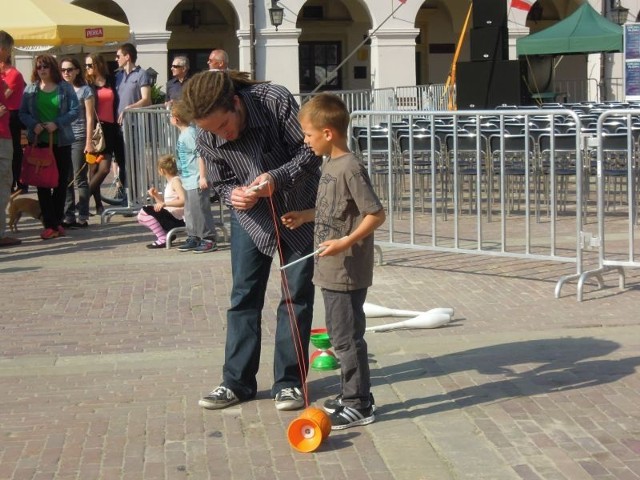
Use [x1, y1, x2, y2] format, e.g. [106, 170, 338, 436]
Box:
[91, 117, 106, 153]
[20, 136, 59, 188]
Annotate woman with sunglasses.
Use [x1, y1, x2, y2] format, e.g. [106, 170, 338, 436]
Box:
[84, 53, 120, 215]
[19, 54, 79, 240]
[60, 57, 93, 228]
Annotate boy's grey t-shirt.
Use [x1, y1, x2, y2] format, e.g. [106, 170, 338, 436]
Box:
[313, 152, 383, 292]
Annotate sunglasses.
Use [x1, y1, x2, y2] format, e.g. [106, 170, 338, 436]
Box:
[36, 64, 50, 70]
[85, 64, 93, 69]
[171, 65, 184, 69]
[61, 68, 76, 73]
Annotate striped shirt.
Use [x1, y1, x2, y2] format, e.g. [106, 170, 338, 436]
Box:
[196, 82, 322, 256]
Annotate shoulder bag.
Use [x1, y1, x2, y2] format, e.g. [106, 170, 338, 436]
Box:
[91, 108, 106, 153]
[20, 136, 59, 188]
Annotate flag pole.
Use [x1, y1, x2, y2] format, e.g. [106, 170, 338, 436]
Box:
[309, 0, 407, 95]
[444, 1, 473, 110]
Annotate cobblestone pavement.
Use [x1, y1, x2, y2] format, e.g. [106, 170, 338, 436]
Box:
[1, 210, 639, 480]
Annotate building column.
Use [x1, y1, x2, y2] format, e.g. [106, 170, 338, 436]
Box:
[14, 53, 36, 81]
[255, 28, 302, 93]
[237, 29, 252, 75]
[369, 28, 419, 90]
[507, 25, 529, 61]
[133, 31, 171, 92]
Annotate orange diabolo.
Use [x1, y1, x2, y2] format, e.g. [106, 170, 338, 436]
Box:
[287, 407, 331, 453]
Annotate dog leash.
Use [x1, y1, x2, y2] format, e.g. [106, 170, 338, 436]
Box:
[66, 161, 89, 189]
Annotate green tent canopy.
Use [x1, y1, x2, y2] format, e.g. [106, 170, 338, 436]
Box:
[516, 2, 623, 56]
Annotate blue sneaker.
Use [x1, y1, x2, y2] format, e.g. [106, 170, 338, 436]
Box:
[178, 236, 199, 252]
[193, 239, 218, 254]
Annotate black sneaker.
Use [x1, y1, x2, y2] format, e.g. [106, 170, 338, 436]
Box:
[323, 392, 377, 414]
[178, 236, 199, 252]
[274, 387, 304, 411]
[198, 386, 239, 410]
[329, 405, 375, 430]
[62, 220, 82, 229]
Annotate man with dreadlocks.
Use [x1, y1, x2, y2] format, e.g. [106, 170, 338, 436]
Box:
[180, 71, 321, 411]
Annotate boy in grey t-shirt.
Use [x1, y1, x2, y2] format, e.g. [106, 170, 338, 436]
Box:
[281, 93, 385, 430]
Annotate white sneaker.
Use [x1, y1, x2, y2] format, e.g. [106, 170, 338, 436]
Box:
[198, 386, 239, 410]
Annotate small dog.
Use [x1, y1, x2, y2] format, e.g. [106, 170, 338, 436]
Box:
[7, 191, 43, 232]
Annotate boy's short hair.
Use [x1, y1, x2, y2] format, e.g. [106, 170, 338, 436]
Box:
[157, 154, 178, 176]
[299, 93, 350, 136]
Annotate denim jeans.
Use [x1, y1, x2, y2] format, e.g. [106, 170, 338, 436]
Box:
[0, 138, 13, 237]
[115, 126, 127, 191]
[64, 140, 90, 222]
[222, 212, 315, 400]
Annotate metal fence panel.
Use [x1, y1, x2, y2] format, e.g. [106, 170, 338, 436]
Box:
[575, 109, 640, 300]
[119, 105, 177, 214]
[350, 109, 586, 298]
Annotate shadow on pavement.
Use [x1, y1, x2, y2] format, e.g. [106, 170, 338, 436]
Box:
[361, 337, 639, 419]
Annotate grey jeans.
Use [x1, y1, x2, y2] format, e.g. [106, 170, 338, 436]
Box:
[64, 140, 90, 222]
[184, 187, 215, 240]
[322, 287, 371, 409]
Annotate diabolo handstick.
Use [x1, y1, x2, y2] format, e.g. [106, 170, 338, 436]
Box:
[247, 180, 269, 193]
[280, 247, 325, 271]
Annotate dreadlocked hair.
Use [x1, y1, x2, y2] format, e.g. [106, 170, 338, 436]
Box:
[180, 70, 267, 122]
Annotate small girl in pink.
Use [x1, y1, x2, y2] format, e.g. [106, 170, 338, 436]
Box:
[137, 154, 185, 249]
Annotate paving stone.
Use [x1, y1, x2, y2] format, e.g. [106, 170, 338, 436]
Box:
[1, 214, 639, 479]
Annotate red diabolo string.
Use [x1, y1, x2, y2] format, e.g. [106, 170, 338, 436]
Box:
[263, 183, 310, 408]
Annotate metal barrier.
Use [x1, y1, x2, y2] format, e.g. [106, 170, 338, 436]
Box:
[350, 109, 587, 297]
[296, 88, 395, 112]
[394, 85, 431, 111]
[393, 84, 450, 112]
[100, 105, 228, 242]
[296, 84, 451, 116]
[296, 87, 397, 125]
[109, 98, 639, 285]
[100, 105, 176, 220]
[296, 89, 375, 113]
[569, 109, 640, 301]
[427, 84, 450, 111]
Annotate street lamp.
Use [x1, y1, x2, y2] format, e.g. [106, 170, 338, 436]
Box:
[608, 0, 629, 25]
[269, 0, 284, 31]
[146, 67, 158, 86]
